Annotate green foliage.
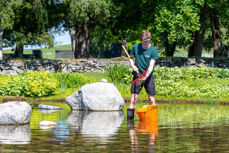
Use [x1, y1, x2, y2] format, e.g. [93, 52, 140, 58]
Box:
[154, 0, 200, 45]
[53, 73, 92, 92]
[106, 63, 132, 84]
[155, 66, 229, 98]
[0, 70, 59, 97]
[2, 0, 55, 51]
[107, 64, 229, 99]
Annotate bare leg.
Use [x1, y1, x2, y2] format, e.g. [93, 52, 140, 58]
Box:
[129, 93, 138, 109]
[148, 94, 156, 106]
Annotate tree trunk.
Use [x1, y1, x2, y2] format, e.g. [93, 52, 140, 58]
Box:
[14, 45, 24, 58]
[166, 42, 176, 57]
[69, 23, 90, 58]
[161, 32, 176, 57]
[0, 26, 3, 60]
[188, 5, 208, 57]
[209, 9, 222, 57]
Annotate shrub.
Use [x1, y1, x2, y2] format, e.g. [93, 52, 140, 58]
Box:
[53, 73, 92, 92]
[0, 71, 59, 97]
[107, 64, 229, 99]
[107, 63, 132, 84]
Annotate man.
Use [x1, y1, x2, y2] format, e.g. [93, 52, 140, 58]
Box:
[127, 30, 159, 120]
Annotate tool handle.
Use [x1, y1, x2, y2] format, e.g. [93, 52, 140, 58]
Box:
[122, 45, 140, 75]
[121, 45, 130, 58]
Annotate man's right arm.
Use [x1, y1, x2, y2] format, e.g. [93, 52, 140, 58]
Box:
[129, 55, 139, 72]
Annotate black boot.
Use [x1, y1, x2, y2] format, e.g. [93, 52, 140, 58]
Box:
[127, 108, 135, 120]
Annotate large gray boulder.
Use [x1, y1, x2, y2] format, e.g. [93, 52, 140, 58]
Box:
[0, 102, 32, 125]
[66, 82, 124, 111]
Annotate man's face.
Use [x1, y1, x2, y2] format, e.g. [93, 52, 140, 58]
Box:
[142, 39, 150, 48]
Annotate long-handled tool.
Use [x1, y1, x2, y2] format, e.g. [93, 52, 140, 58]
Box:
[121, 45, 148, 85]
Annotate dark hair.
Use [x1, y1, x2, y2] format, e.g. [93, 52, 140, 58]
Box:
[140, 30, 152, 41]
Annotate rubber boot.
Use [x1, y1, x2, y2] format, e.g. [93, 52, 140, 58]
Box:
[127, 108, 135, 120]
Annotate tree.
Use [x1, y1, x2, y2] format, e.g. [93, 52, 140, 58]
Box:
[188, 0, 229, 57]
[153, 0, 200, 57]
[188, 4, 208, 57]
[63, 0, 116, 58]
[0, 0, 18, 60]
[208, 0, 229, 57]
[3, 0, 57, 58]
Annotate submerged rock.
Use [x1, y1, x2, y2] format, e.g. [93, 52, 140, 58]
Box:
[38, 104, 62, 110]
[66, 82, 124, 111]
[39, 121, 56, 129]
[0, 101, 32, 125]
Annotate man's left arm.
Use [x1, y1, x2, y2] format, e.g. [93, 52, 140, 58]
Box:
[142, 59, 156, 81]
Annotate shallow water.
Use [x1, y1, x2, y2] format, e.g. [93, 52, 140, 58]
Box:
[1, 103, 229, 152]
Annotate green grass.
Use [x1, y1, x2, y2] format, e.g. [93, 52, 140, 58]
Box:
[158, 47, 214, 57]
[3, 44, 72, 59]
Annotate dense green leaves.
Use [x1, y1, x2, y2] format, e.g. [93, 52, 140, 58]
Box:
[0, 0, 228, 57]
[53, 73, 92, 92]
[107, 63, 132, 84]
[107, 64, 229, 99]
[0, 71, 59, 97]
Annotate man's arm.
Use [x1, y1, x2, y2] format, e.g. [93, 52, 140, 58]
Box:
[142, 59, 156, 80]
[129, 55, 139, 73]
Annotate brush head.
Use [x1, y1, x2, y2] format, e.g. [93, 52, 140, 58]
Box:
[132, 69, 149, 85]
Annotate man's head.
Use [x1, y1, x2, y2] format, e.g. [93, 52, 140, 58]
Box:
[140, 30, 152, 41]
[140, 30, 151, 49]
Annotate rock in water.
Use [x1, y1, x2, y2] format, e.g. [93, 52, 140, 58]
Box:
[38, 104, 62, 110]
[0, 102, 32, 125]
[39, 121, 56, 129]
[66, 82, 124, 111]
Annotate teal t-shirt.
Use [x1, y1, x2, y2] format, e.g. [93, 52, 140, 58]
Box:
[130, 43, 159, 77]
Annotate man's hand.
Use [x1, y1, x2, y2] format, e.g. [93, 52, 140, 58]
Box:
[130, 58, 139, 73]
[132, 65, 139, 73]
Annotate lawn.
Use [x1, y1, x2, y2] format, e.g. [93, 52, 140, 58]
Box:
[3, 44, 72, 59]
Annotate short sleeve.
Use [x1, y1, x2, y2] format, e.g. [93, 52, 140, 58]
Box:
[130, 45, 135, 56]
[151, 48, 159, 60]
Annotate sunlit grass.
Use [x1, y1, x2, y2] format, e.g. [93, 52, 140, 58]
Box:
[3, 44, 72, 59]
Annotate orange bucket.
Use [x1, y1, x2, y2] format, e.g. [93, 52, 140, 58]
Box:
[136, 105, 158, 122]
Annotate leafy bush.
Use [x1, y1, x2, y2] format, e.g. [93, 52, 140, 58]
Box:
[107, 63, 132, 84]
[0, 71, 59, 97]
[107, 64, 229, 99]
[53, 73, 92, 92]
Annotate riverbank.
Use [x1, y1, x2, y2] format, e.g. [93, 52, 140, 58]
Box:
[0, 66, 228, 104]
[1, 96, 229, 105]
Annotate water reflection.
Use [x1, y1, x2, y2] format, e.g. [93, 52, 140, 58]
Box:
[52, 121, 69, 141]
[2, 103, 229, 152]
[66, 111, 124, 142]
[0, 124, 31, 144]
[128, 105, 158, 152]
[128, 120, 158, 152]
[38, 109, 59, 114]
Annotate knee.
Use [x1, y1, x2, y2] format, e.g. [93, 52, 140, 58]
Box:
[131, 98, 137, 104]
